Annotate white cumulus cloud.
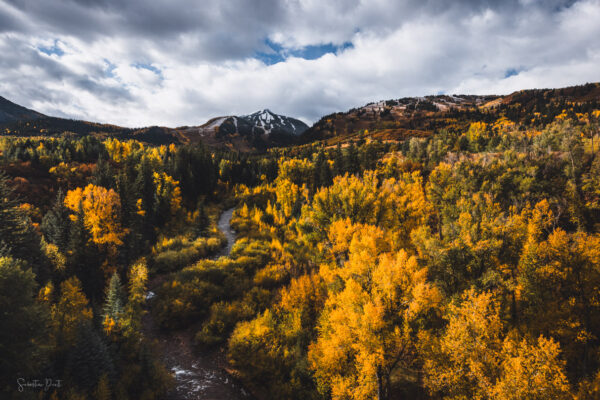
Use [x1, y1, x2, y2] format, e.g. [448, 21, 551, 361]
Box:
[0, 0, 598, 127]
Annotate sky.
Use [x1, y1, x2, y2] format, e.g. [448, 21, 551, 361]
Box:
[0, 0, 599, 127]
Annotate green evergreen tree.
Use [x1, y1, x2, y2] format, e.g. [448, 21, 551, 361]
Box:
[320, 157, 333, 187]
[67, 201, 103, 300]
[360, 143, 378, 170]
[195, 199, 209, 236]
[103, 272, 124, 324]
[0, 256, 47, 394]
[313, 150, 325, 190]
[333, 143, 344, 177]
[65, 322, 114, 394]
[134, 157, 157, 243]
[91, 156, 114, 189]
[135, 157, 155, 217]
[41, 188, 71, 251]
[345, 142, 360, 174]
[116, 171, 144, 265]
[0, 172, 48, 279]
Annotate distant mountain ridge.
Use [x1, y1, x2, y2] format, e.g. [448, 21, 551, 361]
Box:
[300, 82, 600, 144]
[2, 82, 600, 150]
[0, 97, 308, 149]
[0, 96, 45, 123]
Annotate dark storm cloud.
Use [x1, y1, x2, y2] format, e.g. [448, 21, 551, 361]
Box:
[0, 8, 21, 32]
[0, 0, 586, 63]
[1, 0, 577, 60]
[3, 0, 287, 61]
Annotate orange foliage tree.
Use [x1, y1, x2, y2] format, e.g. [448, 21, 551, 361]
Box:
[64, 184, 126, 248]
[309, 224, 440, 400]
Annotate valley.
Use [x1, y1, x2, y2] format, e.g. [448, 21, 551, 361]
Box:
[2, 0, 599, 398]
[143, 208, 250, 400]
[1, 82, 600, 399]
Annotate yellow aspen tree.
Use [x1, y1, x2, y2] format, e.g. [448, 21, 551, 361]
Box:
[120, 258, 148, 338]
[310, 226, 440, 400]
[64, 184, 126, 248]
[50, 277, 93, 348]
[493, 336, 571, 400]
[423, 289, 503, 400]
[153, 172, 182, 216]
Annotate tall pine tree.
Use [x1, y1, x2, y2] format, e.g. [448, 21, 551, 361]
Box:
[313, 150, 326, 191]
[345, 142, 360, 175]
[67, 201, 103, 300]
[0, 172, 48, 279]
[65, 323, 114, 395]
[102, 272, 124, 333]
[41, 188, 71, 252]
[91, 156, 115, 189]
[333, 143, 344, 177]
[0, 256, 47, 394]
[320, 157, 333, 187]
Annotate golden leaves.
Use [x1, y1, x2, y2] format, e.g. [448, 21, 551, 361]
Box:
[493, 337, 571, 400]
[153, 171, 183, 216]
[65, 184, 127, 247]
[50, 277, 93, 346]
[310, 221, 439, 399]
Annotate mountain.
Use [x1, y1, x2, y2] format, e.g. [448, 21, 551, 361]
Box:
[0, 95, 308, 150]
[242, 109, 308, 136]
[0, 95, 182, 145]
[175, 109, 309, 151]
[0, 96, 46, 123]
[300, 82, 600, 145]
[3, 83, 599, 151]
[0, 114, 180, 145]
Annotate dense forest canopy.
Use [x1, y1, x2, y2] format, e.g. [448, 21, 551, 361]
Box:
[1, 84, 600, 399]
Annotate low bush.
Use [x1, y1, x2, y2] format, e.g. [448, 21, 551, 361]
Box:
[151, 232, 225, 273]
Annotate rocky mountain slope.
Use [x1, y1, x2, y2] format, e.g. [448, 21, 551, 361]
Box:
[2, 83, 599, 150]
[300, 82, 600, 144]
[175, 109, 308, 151]
[0, 98, 308, 150]
[243, 109, 308, 136]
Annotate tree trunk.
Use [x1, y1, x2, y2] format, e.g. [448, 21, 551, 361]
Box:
[376, 367, 387, 400]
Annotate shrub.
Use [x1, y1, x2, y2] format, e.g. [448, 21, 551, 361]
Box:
[151, 233, 225, 273]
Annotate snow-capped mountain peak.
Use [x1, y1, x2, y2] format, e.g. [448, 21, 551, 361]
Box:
[241, 109, 308, 136]
[245, 109, 279, 125]
[182, 109, 309, 151]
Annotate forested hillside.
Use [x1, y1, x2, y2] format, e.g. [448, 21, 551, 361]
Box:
[0, 100, 307, 151]
[301, 82, 600, 145]
[1, 83, 600, 399]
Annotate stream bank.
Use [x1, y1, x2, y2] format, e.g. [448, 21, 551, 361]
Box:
[143, 208, 251, 400]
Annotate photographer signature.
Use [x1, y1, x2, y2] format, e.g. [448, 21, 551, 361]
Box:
[17, 378, 62, 392]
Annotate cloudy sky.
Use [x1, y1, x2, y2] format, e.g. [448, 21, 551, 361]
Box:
[1, 0, 599, 127]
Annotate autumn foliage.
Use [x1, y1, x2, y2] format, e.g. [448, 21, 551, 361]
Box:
[1, 96, 600, 399]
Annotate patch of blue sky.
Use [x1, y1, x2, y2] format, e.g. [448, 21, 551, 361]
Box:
[104, 59, 117, 79]
[256, 38, 353, 65]
[132, 63, 164, 79]
[37, 40, 64, 56]
[504, 68, 520, 78]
